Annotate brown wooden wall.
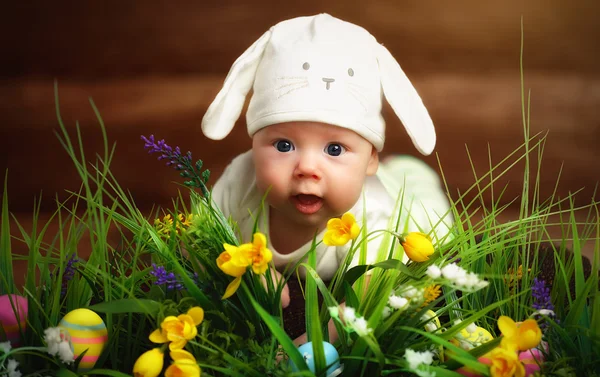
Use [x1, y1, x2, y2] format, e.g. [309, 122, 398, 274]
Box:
[1, 0, 599, 216]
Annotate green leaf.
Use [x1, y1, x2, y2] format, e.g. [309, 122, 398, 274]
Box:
[89, 299, 161, 315]
[344, 259, 416, 287]
[0, 171, 15, 295]
[243, 284, 310, 374]
[56, 368, 79, 377]
[305, 240, 326, 374]
[82, 370, 133, 377]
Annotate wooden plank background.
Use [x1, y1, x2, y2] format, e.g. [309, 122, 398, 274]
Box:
[1, 1, 599, 271]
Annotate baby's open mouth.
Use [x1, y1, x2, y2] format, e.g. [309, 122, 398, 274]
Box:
[292, 194, 323, 215]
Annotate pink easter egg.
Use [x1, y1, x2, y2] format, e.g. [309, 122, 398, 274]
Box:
[519, 349, 543, 376]
[0, 294, 28, 346]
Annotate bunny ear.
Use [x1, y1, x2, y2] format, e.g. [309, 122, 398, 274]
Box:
[376, 43, 436, 155]
[201, 30, 272, 140]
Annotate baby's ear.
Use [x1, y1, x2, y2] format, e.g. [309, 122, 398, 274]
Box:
[202, 29, 272, 140]
[376, 43, 436, 155]
[366, 147, 379, 176]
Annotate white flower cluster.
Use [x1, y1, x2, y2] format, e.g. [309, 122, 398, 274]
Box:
[329, 306, 373, 337]
[426, 263, 488, 292]
[44, 327, 75, 364]
[382, 285, 424, 319]
[0, 342, 22, 377]
[404, 348, 436, 377]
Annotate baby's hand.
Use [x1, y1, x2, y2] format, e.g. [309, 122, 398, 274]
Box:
[272, 269, 290, 309]
[262, 269, 290, 309]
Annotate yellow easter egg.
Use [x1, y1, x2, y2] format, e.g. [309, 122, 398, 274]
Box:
[59, 308, 108, 371]
[451, 325, 494, 351]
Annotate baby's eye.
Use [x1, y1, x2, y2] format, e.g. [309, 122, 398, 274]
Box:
[274, 139, 295, 153]
[325, 143, 345, 156]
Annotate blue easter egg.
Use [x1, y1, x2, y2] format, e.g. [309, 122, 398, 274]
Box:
[290, 341, 341, 377]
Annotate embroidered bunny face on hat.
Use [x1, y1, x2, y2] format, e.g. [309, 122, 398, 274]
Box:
[202, 13, 436, 154]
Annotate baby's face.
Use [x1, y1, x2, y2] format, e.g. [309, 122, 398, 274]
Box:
[252, 121, 379, 229]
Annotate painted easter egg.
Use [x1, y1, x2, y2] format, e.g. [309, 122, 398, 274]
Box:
[59, 308, 108, 371]
[290, 341, 342, 377]
[452, 325, 494, 351]
[519, 348, 543, 376]
[0, 294, 28, 346]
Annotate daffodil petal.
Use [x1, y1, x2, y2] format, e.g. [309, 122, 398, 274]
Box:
[498, 316, 517, 338]
[170, 349, 196, 362]
[222, 276, 242, 299]
[149, 329, 168, 343]
[187, 306, 204, 325]
[169, 337, 188, 351]
[253, 232, 267, 248]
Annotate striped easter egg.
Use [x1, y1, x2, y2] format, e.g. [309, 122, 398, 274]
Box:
[0, 294, 28, 346]
[59, 308, 108, 371]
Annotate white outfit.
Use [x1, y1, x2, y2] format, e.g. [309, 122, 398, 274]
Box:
[211, 150, 452, 281]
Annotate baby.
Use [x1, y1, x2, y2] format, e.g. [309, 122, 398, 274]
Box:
[201, 14, 451, 339]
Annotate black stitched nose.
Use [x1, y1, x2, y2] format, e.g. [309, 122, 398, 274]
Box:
[322, 77, 335, 90]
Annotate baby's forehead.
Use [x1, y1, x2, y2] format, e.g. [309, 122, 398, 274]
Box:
[257, 121, 374, 144]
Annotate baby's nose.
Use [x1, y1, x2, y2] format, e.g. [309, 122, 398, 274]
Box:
[295, 154, 321, 180]
[322, 77, 335, 90]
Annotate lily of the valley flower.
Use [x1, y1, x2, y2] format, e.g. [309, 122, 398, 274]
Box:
[217, 232, 273, 299]
[133, 348, 164, 377]
[165, 349, 201, 377]
[149, 307, 204, 350]
[323, 212, 360, 246]
[400, 232, 434, 262]
[498, 316, 542, 352]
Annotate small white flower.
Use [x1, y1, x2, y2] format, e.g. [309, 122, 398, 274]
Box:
[382, 306, 392, 319]
[426, 265, 441, 279]
[404, 348, 434, 370]
[342, 306, 356, 324]
[388, 295, 408, 310]
[424, 322, 438, 333]
[57, 340, 74, 364]
[402, 286, 419, 298]
[0, 341, 11, 354]
[352, 317, 372, 337]
[7, 359, 22, 377]
[465, 323, 478, 334]
[535, 309, 555, 317]
[441, 263, 461, 280]
[328, 306, 339, 318]
[44, 327, 61, 344]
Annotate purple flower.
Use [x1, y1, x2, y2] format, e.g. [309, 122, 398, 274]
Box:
[532, 277, 554, 311]
[140, 135, 192, 167]
[150, 263, 184, 291]
[61, 255, 79, 296]
[141, 135, 209, 196]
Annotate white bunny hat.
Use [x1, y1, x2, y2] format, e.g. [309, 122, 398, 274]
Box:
[201, 13, 436, 154]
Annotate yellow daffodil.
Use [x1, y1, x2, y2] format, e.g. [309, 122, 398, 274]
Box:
[400, 232, 434, 262]
[165, 349, 202, 377]
[217, 244, 252, 277]
[498, 316, 542, 351]
[486, 346, 526, 377]
[217, 232, 272, 299]
[149, 307, 204, 350]
[248, 232, 272, 274]
[133, 348, 164, 377]
[323, 212, 360, 246]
